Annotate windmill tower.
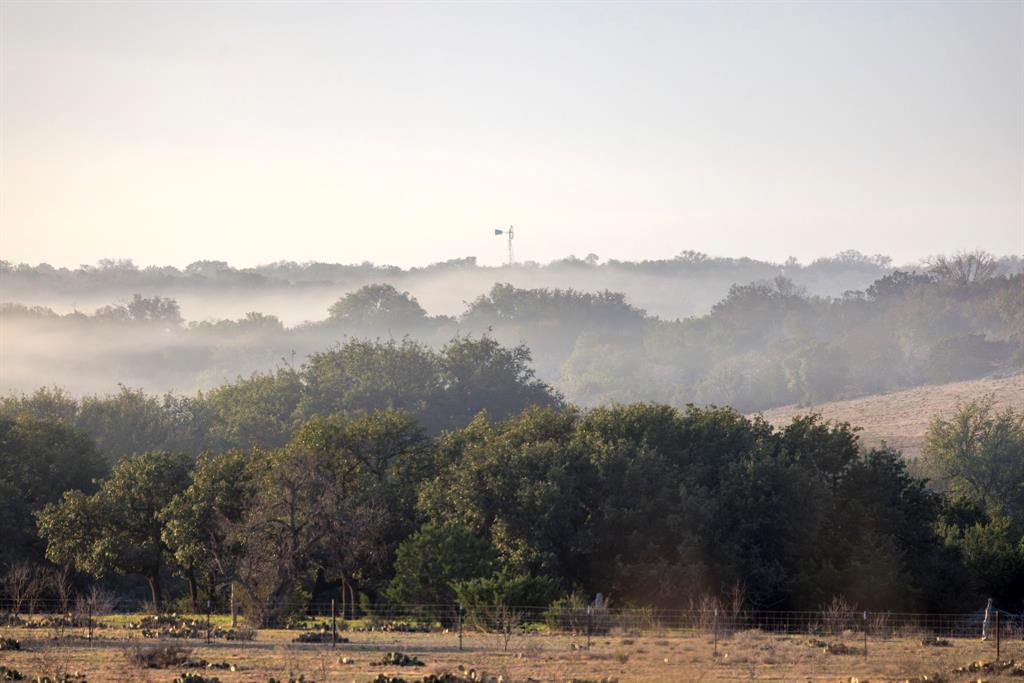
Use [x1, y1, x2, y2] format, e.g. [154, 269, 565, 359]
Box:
[493, 225, 514, 266]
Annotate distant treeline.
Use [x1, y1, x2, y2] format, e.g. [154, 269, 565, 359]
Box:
[8, 249, 1021, 326]
[3, 250, 1022, 411]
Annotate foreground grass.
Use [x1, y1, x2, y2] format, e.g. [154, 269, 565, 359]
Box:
[1, 622, 1021, 682]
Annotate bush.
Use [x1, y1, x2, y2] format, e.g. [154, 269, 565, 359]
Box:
[224, 625, 258, 640]
[366, 675, 502, 683]
[374, 652, 424, 667]
[544, 592, 612, 634]
[125, 614, 257, 641]
[452, 571, 560, 615]
[386, 525, 496, 608]
[292, 624, 348, 643]
[124, 644, 192, 669]
[0, 667, 23, 681]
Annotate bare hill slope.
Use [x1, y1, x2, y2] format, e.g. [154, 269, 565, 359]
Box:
[754, 373, 1024, 458]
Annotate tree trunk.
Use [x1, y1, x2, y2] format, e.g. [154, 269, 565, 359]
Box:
[339, 575, 346, 624]
[147, 572, 163, 613]
[188, 566, 199, 613]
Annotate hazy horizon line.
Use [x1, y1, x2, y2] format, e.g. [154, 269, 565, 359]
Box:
[5, 247, 1020, 273]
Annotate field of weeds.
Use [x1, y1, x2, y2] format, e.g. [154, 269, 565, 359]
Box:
[2, 619, 1022, 682]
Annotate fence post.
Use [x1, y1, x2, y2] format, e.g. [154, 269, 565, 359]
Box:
[230, 583, 237, 629]
[713, 608, 718, 657]
[863, 611, 868, 659]
[206, 599, 212, 644]
[586, 605, 593, 650]
[87, 600, 92, 642]
[995, 610, 1000, 661]
[331, 599, 337, 649]
[458, 604, 464, 652]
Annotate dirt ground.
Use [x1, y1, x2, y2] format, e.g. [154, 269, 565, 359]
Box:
[2, 622, 1022, 682]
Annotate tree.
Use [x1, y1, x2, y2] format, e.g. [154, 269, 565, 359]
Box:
[0, 386, 80, 424]
[419, 407, 593, 581]
[297, 338, 444, 428]
[36, 450, 192, 611]
[928, 250, 999, 285]
[925, 334, 1008, 383]
[200, 369, 302, 450]
[439, 335, 560, 428]
[327, 284, 428, 328]
[922, 398, 1024, 519]
[782, 342, 850, 405]
[452, 570, 560, 612]
[291, 410, 434, 599]
[0, 416, 106, 567]
[865, 270, 933, 301]
[76, 387, 176, 462]
[162, 449, 258, 610]
[297, 337, 561, 434]
[218, 443, 340, 624]
[94, 294, 183, 325]
[925, 398, 1024, 605]
[197, 411, 430, 623]
[938, 511, 1024, 605]
[386, 524, 496, 606]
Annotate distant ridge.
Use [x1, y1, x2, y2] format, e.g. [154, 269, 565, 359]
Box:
[754, 373, 1024, 458]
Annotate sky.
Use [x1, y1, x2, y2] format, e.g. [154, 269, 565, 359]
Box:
[2, 1, 1022, 269]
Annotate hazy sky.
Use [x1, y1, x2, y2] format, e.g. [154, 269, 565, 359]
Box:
[2, 1, 1022, 269]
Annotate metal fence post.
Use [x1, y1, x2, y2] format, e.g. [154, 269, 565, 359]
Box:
[458, 604, 464, 652]
[713, 608, 718, 657]
[995, 610, 1000, 661]
[586, 605, 593, 650]
[863, 611, 868, 658]
[87, 600, 92, 642]
[331, 599, 337, 649]
[206, 599, 212, 644]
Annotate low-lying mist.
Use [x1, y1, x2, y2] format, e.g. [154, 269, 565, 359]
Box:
[2, 250, 1021, 412]
[4, 250, 909, 325]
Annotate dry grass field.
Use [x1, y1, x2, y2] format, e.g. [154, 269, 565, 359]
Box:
[754, 373, 1024, 458]
[2, 621, 1023, 682]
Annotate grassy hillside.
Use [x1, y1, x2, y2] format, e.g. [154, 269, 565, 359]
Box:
[754, 373, 1024, 458]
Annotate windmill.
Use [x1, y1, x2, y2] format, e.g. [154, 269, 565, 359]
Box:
[494, 225, 514, 266]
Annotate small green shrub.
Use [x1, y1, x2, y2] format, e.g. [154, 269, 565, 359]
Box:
[374, 652, 424, 667]
[292, 624, 348, 643]
[173, 675, 221, 683]
[0, 666, 23, 681]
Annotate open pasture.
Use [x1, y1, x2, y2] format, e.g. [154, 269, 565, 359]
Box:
[2, 618, 1022, 682]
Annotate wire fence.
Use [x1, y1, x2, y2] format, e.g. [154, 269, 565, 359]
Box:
[3, 598, 1023, 643]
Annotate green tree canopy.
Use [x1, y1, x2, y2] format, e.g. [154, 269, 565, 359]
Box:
[0, 416, 106, 567]
[386, 524, 497, 606]
[36, 450, 192, 611]
[327, 284, 428, 328]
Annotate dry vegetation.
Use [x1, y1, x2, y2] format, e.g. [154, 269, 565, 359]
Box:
[755, 373, 1024, 458]
[1, 621, 1022, 682]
